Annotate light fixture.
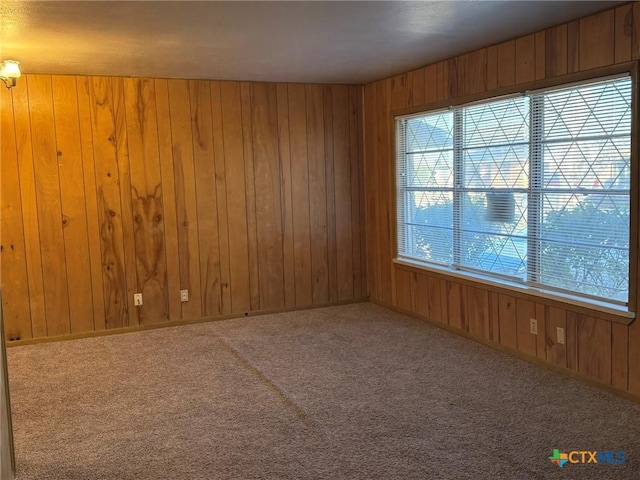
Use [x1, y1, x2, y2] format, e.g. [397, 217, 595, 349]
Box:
[0, 60, 21, 89]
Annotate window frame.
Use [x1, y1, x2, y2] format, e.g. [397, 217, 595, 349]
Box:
[390, 63, 638, 320]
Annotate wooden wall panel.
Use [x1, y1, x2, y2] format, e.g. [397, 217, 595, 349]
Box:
[154, 79, 182, 323]
[364, 1, 640, 401]
[11, 82, 47, 338]
[252, 83, 285, 310]
[240, 82, 261, 311]
[395, 268, 412, 312]
[306, 85, 329, 304]
[28, 75, 71, 336]
[51, 76, 95, 333]
[168, 80, 202, 320]
[123, 78, 169, 325]
[466, 286, 489, 339]
[112, 78, 138, 327]
[545, 24, 568, 77]
[577, 315, 612, 385]
[545, 307, 567, 368]
[615, 4, 633, 63]
[515, 298, 536, 357]
[0, 90, 32, 340]
[515, 35, 536, 84]
[333, 86, 355, 301]
[190, 80, 222, 317]
[210, 81, 232, 315]
[275, 84, 295, 309]
[220, 81, 251, 314]
[498, 294, 517, 350]
[4, 75, 364, 340]
[579, 10, 615, 70]
[288, 84, 313, 306]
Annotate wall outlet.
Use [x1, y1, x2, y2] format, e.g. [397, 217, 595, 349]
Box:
[134, 293, 143, 307]
[180, 289, 189, 302]
[529, 318, 538, 335]
[556, 326, 565, 345]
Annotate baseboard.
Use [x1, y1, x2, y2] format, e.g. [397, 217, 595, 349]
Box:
[6, 296, 370, 348]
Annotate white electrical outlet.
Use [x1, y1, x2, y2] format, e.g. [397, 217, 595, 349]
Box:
[180, 289, 189, 302]
[530, 318, 538, 335]
[134, 293, 143, 307]
[557, 327, 565, 345]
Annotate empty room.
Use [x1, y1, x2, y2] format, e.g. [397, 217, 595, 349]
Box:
[2, 1, 640, 478]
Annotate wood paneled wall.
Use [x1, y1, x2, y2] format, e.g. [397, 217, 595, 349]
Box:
[0, 76, 366, 340]
[364, 3, 640, 398]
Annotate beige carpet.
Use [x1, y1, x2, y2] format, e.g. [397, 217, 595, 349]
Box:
[6, 303, 640, 479]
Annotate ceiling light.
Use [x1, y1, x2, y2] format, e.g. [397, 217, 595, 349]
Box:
[0, 60, 21, 89]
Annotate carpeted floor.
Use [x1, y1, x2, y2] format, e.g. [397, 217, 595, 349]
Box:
[6, 302, 640, 479]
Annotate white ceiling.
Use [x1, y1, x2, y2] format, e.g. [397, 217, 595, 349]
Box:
[0, 1, 624, 85]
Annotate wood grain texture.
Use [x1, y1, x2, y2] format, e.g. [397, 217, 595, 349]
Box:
[168, 79, 202, 320]
[579, 10, 615, 71]
[465, 50, 487, 95]
[77, 78, 107, 331]
[395, 268, 412, 312]
[276, 83, 296, 309]
[497, 41, 516, 87]
[210, 81, 232, 315]
[154, 79, 182, 322]
[333, 85, 355, 301]
[288, 84, 313, 306]
[28, 75, 72, 336]
[424, 64, 438, 105]
[614, 4, 633, 64]
[252, 83, 285, 310]
[413, 274, 429, 318]
[577, 315, 612, 384]
[535, 32, 546, 80]
[190, 80, 222, 317]
[567, 20, 580, 73]
[535, 303, 546, 361]
[545, 307, 567, 368]
[629, 320, 640, 395]
[515, 298, 536, 357]
[466, 286, 489, 339]
[565, 311, 578, 372]
[220, 81, 251, 313]
[634, 2, 640, 61]
[447, 281, 464, 329]
[350, 86, 364, 299]
[545, 24, 568, 77]
[11, 82, 47, 337]
[486, 46, 498, 91]
[515, 35, 535, 84]
[0, 89, 32, 340]
[240, 82, 261, 311]
[611, 323, 629, 391]
[410, 69, 425, 106]
[323, 86, 338, 303]
[498, 294, 517, 350]
[123, 78, 168, 325]
[112, 78, 138, 327]
[52, 75, 95, 333]
[4, 74, 365, 341]
[305, 85, 329, 304]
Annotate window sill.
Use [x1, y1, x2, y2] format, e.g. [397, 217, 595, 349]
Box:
[393, 257, 635, 324]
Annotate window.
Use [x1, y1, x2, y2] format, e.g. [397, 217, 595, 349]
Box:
[396, 75, 632, 306]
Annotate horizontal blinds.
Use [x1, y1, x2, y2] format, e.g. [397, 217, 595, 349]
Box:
[532, 76, 631, 303]
[395, 74, 631, 305]
[397, 111, 454, 265]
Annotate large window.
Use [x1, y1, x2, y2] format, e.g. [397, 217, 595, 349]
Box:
[396, 75, 632, 306]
